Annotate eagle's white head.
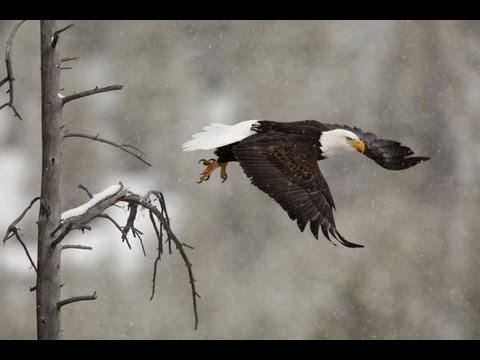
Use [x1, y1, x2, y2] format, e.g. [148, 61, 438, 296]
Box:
[319, 129, 366, 158]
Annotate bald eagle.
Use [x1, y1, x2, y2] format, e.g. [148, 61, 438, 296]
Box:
[183, 120, 429, 248]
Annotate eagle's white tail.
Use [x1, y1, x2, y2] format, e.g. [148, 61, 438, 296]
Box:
[182, 120, 260, 151]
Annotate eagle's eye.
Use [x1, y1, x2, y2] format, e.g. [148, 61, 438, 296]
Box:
[346, 136, 353, 141]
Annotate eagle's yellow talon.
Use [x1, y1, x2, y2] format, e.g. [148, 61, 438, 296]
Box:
[196, 159, 229, 184]
[220, 163, 228, 183]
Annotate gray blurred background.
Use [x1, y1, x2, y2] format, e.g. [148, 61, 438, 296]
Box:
[0, 20, 478, 339]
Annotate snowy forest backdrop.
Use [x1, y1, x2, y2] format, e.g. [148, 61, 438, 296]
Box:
[0, 20, 479, 339]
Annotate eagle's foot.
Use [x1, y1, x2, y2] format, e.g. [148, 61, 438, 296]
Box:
[220, 163, 228, 183]
[196, 159, 228, 184]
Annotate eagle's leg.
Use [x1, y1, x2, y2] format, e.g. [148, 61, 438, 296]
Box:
[197, 159, 228, 183]
[219, 162, 228, 183]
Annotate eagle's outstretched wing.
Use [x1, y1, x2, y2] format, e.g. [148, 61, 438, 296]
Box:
[232, 132, 363, 248]
[332, 124, 430, 170]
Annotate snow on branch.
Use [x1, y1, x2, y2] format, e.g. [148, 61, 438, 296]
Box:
[0, 20, 26, 120]
[50, 183, 200, 329]
[61, 184, 123, 221]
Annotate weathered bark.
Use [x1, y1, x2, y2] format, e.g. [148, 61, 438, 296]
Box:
[36, 20, 64, 340]
[2, 20, 198, 338]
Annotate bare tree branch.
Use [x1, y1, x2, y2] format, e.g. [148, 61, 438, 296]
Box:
[149, 210, 163, 257]
[149, 211, 162, 301]
[78, 184, 93, 198]
[145, 190, 172, 254]
[136, 231, 146, 257]
[54, 23, 74, 36]
[64, 132, 152, 166]
[50, 223, 72, 247]
[2, 196, 41, 273]
[62, 85, 123, 104]
[71, 224, 92, 233]
[57, 291, 97, 309]
[150, 258, 161, 301]
[121, 204, 147, 256]
[122, 143, 146, 156]
[50, 183, 200, 329]
[123, 204, 138, 238]
[10, 229, 37, 273]
[51, 23, 74, 48]
[96, 214, 132, 249]
[121, 193, 200, 330]
[51, 222, 91, 238]
[1, 20, 26, 120]
[62, 245, 92, 251]
[61, 56, 79, 62]
[3, 196, 40, 243]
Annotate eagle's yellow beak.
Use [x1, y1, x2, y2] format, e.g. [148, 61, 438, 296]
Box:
[348, 138, 365, 154]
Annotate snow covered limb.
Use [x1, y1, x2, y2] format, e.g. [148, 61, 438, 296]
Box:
[61, 85, 123, 104]
[0, 20, 26, 120]
[50, 184, 127, 246]
[51, 183, 200, 330]
[64, 132, 152, 166]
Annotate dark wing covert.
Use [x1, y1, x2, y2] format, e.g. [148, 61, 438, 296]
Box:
[232, 132, 363, 248]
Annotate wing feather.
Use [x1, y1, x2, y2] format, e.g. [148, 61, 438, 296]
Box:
[232, 132, 363, 248]
[330, 124, 430, 170]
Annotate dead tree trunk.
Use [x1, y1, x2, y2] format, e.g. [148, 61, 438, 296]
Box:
[2, 20, 199, 339]
[36, 20, 64, 340]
